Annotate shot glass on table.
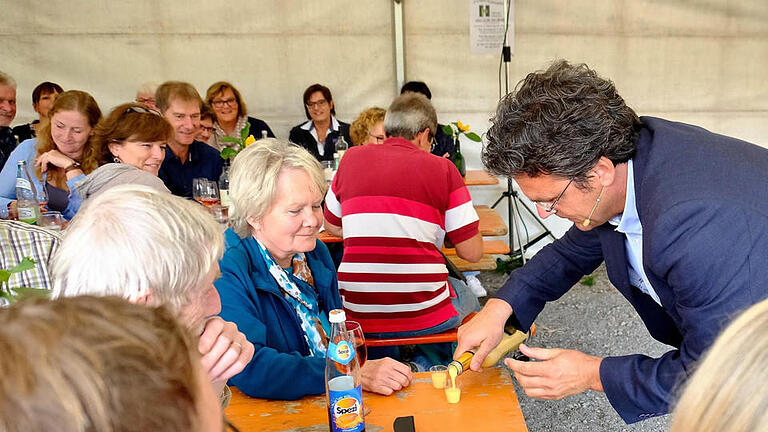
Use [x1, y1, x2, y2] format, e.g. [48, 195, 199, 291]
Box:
[39, 211, 65, 231]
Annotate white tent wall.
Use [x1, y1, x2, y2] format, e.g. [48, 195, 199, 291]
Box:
[2, 0, 767, 252]
[1, 1, 398, 135]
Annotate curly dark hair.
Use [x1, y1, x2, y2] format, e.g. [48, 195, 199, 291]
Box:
[483, 60, 641, 189]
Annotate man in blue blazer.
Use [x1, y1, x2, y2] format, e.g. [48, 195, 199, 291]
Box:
[456, 60, 768, 423]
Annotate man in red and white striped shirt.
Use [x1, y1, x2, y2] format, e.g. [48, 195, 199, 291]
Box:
[324, 92, 483, 336]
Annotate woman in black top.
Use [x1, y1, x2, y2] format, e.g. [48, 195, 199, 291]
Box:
[289, 84, 351, 162]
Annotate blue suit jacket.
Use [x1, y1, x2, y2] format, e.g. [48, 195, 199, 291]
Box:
[215, 229, 342, 399]
[496, 117, 768, 423]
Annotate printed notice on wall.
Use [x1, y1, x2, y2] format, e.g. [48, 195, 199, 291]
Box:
[469, 0, 511, 55]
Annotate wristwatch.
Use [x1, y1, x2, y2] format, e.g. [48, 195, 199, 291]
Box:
[64, 161, 82, 172]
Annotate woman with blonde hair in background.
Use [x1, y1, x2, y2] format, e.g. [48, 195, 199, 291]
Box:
[0, 296, 225, 432]
[349, 106, 386, 146]
[0, 90, 101, 219]
[51, 185, 254, 407]
[670, 297, 768, 432]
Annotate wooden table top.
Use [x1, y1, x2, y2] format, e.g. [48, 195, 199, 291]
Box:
[225, 367, 528, 432]
[464, 170, 500, 186]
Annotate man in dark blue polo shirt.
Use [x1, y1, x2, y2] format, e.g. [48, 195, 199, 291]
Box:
[156, 81, 222, 198]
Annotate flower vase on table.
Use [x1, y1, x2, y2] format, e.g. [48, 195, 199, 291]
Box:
[451, 137, 466, 177]
[442, 121, 481, 178]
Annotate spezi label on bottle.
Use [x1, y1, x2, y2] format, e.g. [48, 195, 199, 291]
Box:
[328, 341, 355, 365]
[328, 384, 365, 432]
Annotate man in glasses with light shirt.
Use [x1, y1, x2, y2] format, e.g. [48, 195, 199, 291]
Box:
[455, 60, 768, 424]
[156, 81, 223, 198]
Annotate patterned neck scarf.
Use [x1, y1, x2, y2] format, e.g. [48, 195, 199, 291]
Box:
[254, 239, 328, 357]
[212, 116, 248, 151]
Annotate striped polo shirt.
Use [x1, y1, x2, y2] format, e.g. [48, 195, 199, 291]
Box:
[324, 137, 479, 333]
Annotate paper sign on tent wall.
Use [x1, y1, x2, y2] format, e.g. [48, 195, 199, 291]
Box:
[469, 0, 511, 55]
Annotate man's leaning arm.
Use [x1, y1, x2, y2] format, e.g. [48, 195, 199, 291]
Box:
[453, 232, 483, 262]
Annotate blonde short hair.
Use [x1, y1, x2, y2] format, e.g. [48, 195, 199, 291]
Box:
[51, 185, 224, 314]
[229, 138, 326, 238]
[0, 296, 202, 431]
[670, 298, 768, 432]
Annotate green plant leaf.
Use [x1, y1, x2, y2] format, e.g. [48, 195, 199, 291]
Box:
[240, 122, 250, 144]
[0, 269, 10, 284]
[464, 132, 482, 142]
[220, 148, 239, 160]
[220, 136, 241, 144]
[4, 257, 37, 277]
[441, 124, 454, 136]
[13, 286, 51, 301]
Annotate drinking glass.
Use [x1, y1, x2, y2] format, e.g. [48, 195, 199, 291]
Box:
[321, 161, 334, 184]
[193, 178, 220, 207]
[39, 211, 64, 231]
[345, 321, 366, 367]
[429, 365, 448, 389]
[192, 178, 206, 204]
[345, 321, 369, 415]
[38, 173, 49, 212]
[207, 204, 229, 227]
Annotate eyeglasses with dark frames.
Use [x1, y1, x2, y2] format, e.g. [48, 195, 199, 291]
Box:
[534, 179, 573, 214]
[211, 97, 237, 108]
[368, 133, 386, 144]
[306, 99, 329, 109]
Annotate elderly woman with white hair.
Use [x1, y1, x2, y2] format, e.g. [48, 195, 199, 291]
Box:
[216, 138, 412, 399]
[50, 185, 254, 406]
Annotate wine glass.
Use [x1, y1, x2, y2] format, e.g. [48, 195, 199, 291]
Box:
[193, 178, 220, 207]
[192, 178, 207, 205]
[38, 172, 49, 212]
[345, 321, 370, 416]
[345, 321, 366, 367]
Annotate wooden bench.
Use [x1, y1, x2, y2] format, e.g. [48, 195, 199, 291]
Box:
[442, 239, 509, 256]
[448, 254, 498, 271]
[463, 169, 499, 186]
[475, 205, 508, 236]
[443, 240, 509, 272]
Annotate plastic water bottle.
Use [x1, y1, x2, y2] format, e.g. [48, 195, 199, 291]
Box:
[15, 160, 40, 224]
[326, 309, 365, 432]
[334, 135, 349, 170]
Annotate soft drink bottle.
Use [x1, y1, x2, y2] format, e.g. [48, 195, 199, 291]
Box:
[326, 309, 365, 432]
[334, 135, 349, 170]
[15, 160, 40, 224]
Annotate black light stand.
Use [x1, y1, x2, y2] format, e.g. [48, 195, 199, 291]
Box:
[491, 0, 554, 264]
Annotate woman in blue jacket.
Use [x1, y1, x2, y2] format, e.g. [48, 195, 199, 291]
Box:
[216, 138, 412, 400]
